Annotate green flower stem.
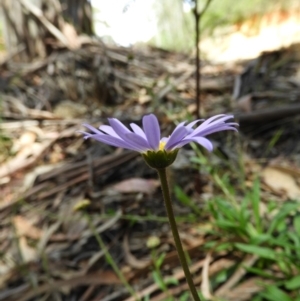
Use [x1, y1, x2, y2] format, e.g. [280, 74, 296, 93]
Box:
[156, 168, 200, 301]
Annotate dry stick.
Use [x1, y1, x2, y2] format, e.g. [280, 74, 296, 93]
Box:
[194, 0, 200, 119]
[15, 272, 122, 301]
[192, 0, 214, 207]
[18, 0, 70, 48]
[193, 0, 214, 119]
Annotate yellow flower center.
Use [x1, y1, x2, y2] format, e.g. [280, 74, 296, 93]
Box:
[159, 141, 166, 151]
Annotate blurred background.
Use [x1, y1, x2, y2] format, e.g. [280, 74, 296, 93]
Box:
[2, 0, 300, 60]
[1, 1, 300, 301]
[92, 0, 300, 60]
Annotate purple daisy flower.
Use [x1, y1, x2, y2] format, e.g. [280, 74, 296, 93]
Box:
[80, 114, 238, 153]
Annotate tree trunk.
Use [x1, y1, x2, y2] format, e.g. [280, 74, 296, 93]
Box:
[60, 0, 93, 35]
[0, 0, 93, 61]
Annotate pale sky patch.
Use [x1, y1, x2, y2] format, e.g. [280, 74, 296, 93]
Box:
[91, 0, 157, 46]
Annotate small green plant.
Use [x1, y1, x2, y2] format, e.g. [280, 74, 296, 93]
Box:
[151, 251, 177, 300]
[263, 128, 284, 157]
[0, 132, 12, 163]
[175, 185, 202, 215]
[188, 142, 300, 300]
[206, 179, 300, 300]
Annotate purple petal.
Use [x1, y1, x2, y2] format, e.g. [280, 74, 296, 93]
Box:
[81, 114, 238, 154]
[204, 115, 235, 128]
[207, 124, 238, 135]
[190, 137, 214, 152]
[83, 123, 103, 135]
[185, 119, 203, 130]
[174, 121, 187, 131]
[205, 115, 234, 126]
[108, 118, 131, 141]
[99, 125, 120, 138]
[199, 114, 226, 127]
[173, 136, 213, 152]
[125, 132, 151, 151]
[192, 115, 227, 132]
[170, 121, 188, 135]
[192, 115, 235, 136]
[165, 126, 189, 150]
[142, 114, 160, 150]
[87, 133, 139, 150]
[130, 123, 147, 139]
[192, 124, 238, 137]
[78, 131, 94, 139]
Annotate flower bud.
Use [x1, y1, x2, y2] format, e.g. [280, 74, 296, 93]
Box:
[142, 149, 179, 169]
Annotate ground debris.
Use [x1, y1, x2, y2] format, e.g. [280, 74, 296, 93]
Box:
[1, 36, 300, 300]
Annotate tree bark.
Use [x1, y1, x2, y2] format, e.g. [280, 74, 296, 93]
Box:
[60, 0, 93, 35]
[0, 0, 93, 61]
